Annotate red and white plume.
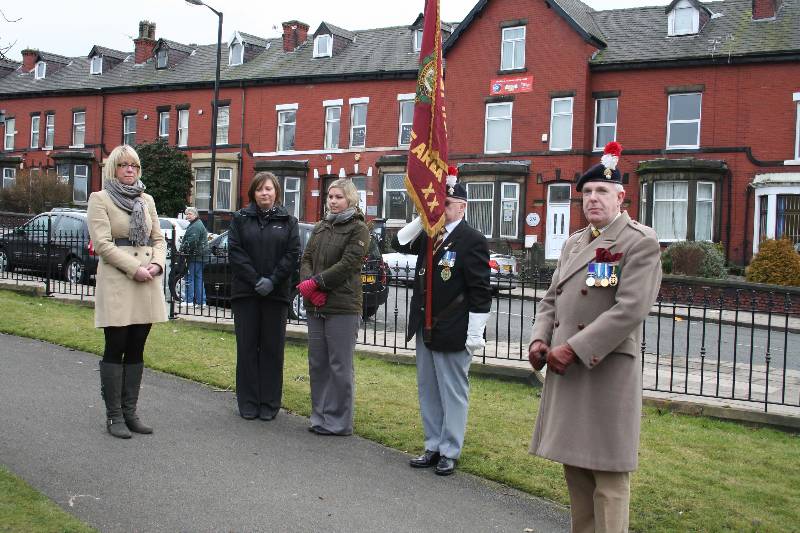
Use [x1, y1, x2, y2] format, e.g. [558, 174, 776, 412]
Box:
[446, 165, 458, 189]
[601, 141, 622, 171]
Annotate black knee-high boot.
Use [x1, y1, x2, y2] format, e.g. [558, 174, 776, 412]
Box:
[99, 361, 131, 439]
[122, 362, 153, 434]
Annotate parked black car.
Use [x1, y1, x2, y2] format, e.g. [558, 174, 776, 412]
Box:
[202, 222, 389, 319]
[0, 208, 98, 284]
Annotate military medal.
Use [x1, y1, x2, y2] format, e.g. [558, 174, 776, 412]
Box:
[599, 263, 610, 287]
[586, 263, 596, 287]
[441, 266, 452, 281]
[609, 264, 618, 287]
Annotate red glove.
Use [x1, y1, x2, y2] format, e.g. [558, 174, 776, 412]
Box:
[546, 344, 577, 375]
[297, 278, 317, 299]
[309, 290, 327, 307]
[528, 340, 549, 371]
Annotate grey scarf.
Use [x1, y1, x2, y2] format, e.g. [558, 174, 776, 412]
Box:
[104, 178, 149, 246]
[325, 206, 357, 224]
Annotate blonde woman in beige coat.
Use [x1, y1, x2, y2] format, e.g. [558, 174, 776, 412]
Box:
[87, 145, 167, 439]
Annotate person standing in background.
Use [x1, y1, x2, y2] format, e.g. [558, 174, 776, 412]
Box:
[87, 144, 167, 439]
[181, 206, 208, 308]
[228, 172, 300, 421]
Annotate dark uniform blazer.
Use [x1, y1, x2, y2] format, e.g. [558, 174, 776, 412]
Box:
[393, 219, 491, 352]
[529, 212, 661, 472]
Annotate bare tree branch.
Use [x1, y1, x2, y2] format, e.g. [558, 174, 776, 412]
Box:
[0, 8, 22, 23]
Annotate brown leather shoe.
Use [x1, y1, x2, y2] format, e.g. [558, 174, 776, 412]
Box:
[409, 450, 440, 468]
[434, 456, 456, 476]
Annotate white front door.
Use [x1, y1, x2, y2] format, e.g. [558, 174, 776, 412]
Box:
[546, 184, 572, 259]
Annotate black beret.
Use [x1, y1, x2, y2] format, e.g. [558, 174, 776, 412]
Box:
[447, 181, 468, 201]
[576, 163, 622, 192]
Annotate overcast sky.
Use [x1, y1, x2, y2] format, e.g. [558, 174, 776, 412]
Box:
[1, 0, 672, 62]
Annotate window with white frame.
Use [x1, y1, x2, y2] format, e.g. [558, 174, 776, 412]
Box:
[229, 41, 244, 66]
[314, 34, 332, 58]
[277, 108, 296, 151]
[90, 56, 102, 75]
[793, 93, 800, 161]
[500, 26, 525, 70]
[73, 164, 88, 203]
[350, 103, 367, 148]
[194, 168, 211, 210]
[485, 102, 512, 154]
[413, 29, 423, 52]
[72, 112, 85, 148]
[550, 97, 573, 151]
[34, 61, 46, 79]
[158, 111, 170, 140]
[398, 97, 414, 146]
[640, 183, 647, 223]
[667, 93, 702, 149]
[44, 114, 54, 149]
[156, 49, 168, 69]
[383, 173, 414, 222]
[30, 116, 40, 148]
[177, 109, 189, 147]
[500, 182, 519, 238]
[123, 114, 136, 146]
[669, 3, 699, 36]
[695, 181, 714, 241]
[324, 105, 341, 150]
[56, 164, 70, 184]
[4, 118, 15, 150]
[284, 176, 301, 218]
[2, 168, 15, 189]
[653, 181, 688, 241]
[594, 98, 618, 150]
[216, 106, 229, 145]
[216, 168, 232, 211]
[466, 182, 494, 238]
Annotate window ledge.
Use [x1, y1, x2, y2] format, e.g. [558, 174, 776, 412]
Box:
[497, 67, 527, 75]
[783, 159, 800, 166]
[68, 145, 85, 149]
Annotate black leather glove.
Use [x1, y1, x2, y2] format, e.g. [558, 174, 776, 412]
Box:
[254, 277, 274, 296]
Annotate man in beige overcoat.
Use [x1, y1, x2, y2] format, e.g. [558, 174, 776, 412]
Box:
[528, 142, 661, 533]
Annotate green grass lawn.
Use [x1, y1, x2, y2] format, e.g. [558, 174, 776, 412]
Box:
[1, 289, 798, 532]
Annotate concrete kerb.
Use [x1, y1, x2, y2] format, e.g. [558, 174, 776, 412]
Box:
[1, 281, 797, 432]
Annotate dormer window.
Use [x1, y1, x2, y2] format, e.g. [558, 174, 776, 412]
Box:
[313, 34, 332, 58]
[229, 41, 243, 66]
[34, 61, 46, 79]
[156, 49, 168, 69]
[413, 29, 423, 52]
[90, 56, 102, 75]
[668, 1, 700, 36]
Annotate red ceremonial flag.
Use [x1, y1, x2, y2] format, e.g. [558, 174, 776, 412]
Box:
[405, 0, 449, 238]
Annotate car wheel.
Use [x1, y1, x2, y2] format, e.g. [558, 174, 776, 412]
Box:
[0, 249, 13, 273]
[64, 257, 85, 284]
[289, 290, 307, 320]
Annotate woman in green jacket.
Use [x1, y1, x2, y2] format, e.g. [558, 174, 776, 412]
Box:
[298, 179, 370, 436]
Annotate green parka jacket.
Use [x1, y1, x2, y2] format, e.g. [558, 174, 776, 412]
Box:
[299, 209, 370, 315]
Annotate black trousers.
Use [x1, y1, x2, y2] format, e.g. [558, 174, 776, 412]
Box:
[231, 297, 288, 418]
[102, 324, 152, 364]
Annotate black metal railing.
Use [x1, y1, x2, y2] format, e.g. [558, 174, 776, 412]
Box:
[1, 213, 796, 413]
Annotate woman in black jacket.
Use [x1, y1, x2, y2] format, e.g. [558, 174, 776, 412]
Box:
[228, 172, 300, 420]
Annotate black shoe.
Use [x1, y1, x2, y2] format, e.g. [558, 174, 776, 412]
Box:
[240, 412, 257, 420]
[409, 450, 440, 468]
[310, 425, 334, 435]
[259, 411, 277, 421]
[434, 456, 456, 476]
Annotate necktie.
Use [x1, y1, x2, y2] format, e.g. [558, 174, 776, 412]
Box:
[589, 227, 601, 241]
[432, 227, 447, 255]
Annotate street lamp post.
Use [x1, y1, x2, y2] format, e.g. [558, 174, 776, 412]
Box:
[186, 0, 222, 232]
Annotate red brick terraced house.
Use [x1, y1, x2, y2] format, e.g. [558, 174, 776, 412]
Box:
[0, 0, 798, 266]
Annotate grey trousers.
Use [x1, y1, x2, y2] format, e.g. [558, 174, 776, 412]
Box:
[307, 313, 360, 435]
[415, 330, 472, 459]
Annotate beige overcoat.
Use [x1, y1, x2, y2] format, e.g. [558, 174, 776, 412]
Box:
[87, 189, 167, 328]
[529, 212, 661, 472]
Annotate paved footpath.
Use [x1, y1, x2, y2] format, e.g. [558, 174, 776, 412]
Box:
[0, 334, 570, 533]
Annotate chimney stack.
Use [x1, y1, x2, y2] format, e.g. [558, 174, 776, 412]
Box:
[21, 49, 38, 72]
[752, 0, 782, 20]
[134, 20, 157, 64]
[282, 20, 309, 52]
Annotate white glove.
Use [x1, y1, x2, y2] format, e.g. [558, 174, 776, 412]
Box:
[396, 217, 423, 245]
[465, 312, 489, 355]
